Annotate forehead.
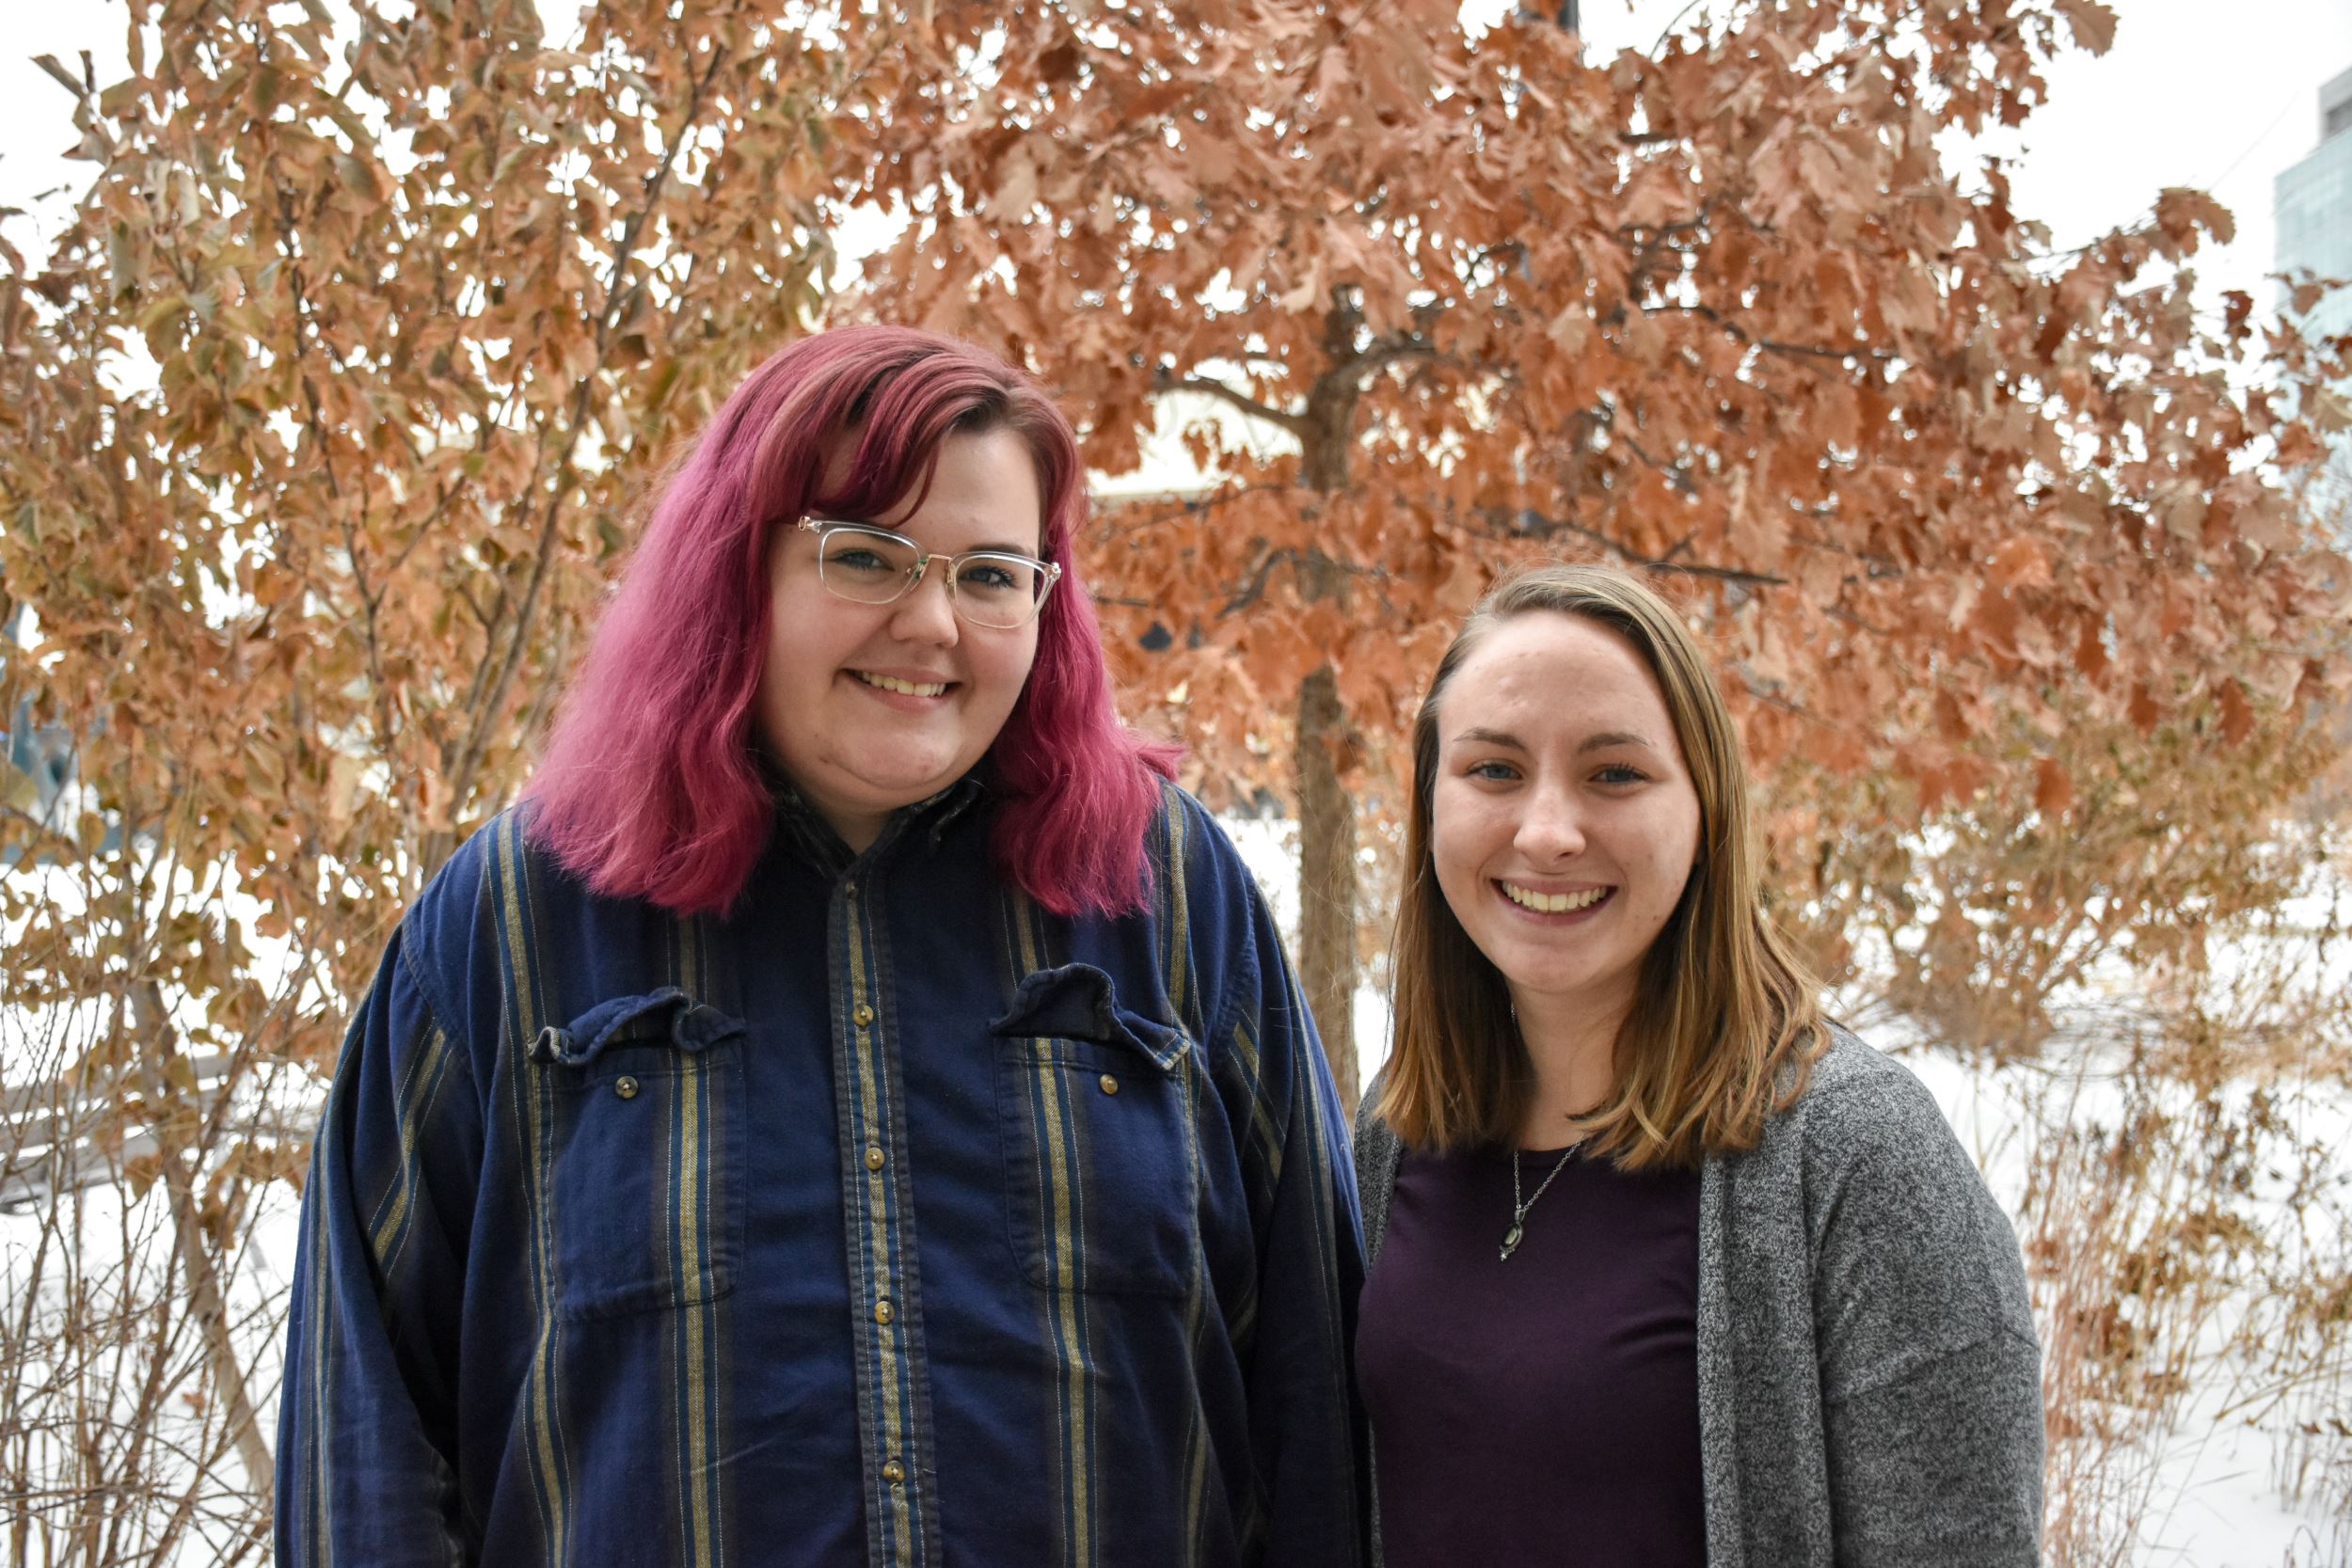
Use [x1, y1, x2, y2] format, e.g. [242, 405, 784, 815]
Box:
[1442, 611, 1677, 739]
[862, 427, 1046, 552]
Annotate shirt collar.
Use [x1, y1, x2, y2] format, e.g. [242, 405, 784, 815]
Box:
[769, 770, 991, 878]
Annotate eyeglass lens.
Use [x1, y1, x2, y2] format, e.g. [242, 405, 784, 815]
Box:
[815, 526, 1050, 627]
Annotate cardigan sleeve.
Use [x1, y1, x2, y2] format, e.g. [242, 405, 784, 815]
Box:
[1802, 1058, 2045, 1567]
[1351, 1074, 1402, 1269]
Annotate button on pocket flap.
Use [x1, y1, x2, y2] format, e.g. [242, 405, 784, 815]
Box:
[990, 963, 1185, 1073]
[529, 987, 747, 1068]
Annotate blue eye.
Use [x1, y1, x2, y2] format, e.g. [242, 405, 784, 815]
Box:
[959, 562, 1021, 593]
[1467, 761, 1519, 783]
[1594, 765, 1648, 786]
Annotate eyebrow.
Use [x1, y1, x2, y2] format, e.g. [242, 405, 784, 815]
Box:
[1449, 725, 1661, 754]
[813, 518, 1043, 557]
[1578, 730, 1661, 754]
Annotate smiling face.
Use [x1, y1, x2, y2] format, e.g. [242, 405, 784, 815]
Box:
[755, 425, 1046, 850]
[1429, 610, 1704, 1036]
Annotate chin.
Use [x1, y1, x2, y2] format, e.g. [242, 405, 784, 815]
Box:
[853, 758, 969, 804]
[1490, 949, 1601, 997]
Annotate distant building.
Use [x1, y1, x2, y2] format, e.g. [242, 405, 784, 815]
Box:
[2275, 65, 2352, 505]
[2277, 65, 2352, 341]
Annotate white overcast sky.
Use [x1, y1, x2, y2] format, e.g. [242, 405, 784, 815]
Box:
[4, 0, 2349, 324]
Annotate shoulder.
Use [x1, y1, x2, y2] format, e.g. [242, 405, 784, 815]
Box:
[401, 807, 567, 960]
[1352, 1078, 1404, 1260]
[1751, 1025, 2026, 1298]
[1777, 1023, 1963, 1160]
[390, 815, 504, 1025]
[1733, 1024, 1996, 1252]
[402, 812, 503, 940]
[1139, 784, 1283, 1023]
[1354, 1068, 1397, 1153]
[1149, 781, 1259, 901]
[394, 806, 605, 1050]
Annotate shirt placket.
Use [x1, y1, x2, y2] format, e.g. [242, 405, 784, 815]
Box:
[830, 862, 942, 1568]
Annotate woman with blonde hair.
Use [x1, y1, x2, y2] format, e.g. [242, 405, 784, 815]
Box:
[1354, 563, 2042, 1565]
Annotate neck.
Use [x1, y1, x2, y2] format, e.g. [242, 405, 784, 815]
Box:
[1509, 985, 1630, 1149]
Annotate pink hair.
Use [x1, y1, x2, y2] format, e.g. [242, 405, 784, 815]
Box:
[526, 326, 1179, 917]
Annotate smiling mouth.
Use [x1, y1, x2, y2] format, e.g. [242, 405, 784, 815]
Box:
[853, 670, 953, 698]
[1498, 880, 1613, 915]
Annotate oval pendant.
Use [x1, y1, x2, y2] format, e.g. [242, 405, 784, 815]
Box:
[1499, 1223, 1524, 1261]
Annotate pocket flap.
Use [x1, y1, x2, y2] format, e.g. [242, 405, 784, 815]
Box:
[530, 988, 747, 1068]
[989, 963, 1185, 1073]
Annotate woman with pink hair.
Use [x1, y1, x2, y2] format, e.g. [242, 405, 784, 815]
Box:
[278, 327, 1366, 1568]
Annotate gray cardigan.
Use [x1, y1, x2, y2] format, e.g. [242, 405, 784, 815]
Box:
[1353, 1028, 2044, 1567]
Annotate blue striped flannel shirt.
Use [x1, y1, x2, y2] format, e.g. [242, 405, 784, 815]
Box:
[277, 778, 1368, 1567]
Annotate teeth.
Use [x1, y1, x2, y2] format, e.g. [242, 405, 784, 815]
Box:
[856, 671, 949, 698]
[1502, 882, 1608, 914]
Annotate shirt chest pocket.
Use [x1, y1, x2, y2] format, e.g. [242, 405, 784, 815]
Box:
[530, 989, 748, 1323]
[992, 963, 1200, 1299]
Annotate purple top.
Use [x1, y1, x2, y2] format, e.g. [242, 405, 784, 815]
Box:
[1356, 1140, 1705, 1568]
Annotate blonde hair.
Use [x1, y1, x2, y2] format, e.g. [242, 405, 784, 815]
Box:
[1379, 564, 1827, 1168]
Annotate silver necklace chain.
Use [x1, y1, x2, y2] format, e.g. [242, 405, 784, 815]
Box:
[1500, 1142, 1581, 1261]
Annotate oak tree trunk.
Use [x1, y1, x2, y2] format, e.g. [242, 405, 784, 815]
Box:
[1293, 341, 1365, 1113]
[1295, 665, 1359, 1113]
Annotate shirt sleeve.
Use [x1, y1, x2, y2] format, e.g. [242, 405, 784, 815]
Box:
[1195, 823, 1371, 1568]
[1807, 1070, 2045, 1567]
[278, 923, 484, 1566]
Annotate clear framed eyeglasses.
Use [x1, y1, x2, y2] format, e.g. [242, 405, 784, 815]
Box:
[795, 518, 1062, 630]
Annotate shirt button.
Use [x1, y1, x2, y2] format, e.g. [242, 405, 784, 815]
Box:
[1099, 1074, 1120, 1096]
[853, 1003, 876, 1027]
[865, 1145, 886, 1171]
[874, 1298, 895, 1325]
[882, 1460, 905, 1485]
[614, 1076, 641, 1101]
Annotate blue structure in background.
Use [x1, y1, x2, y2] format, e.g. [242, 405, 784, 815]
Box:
[1, 603, 112, 866]
[5, 697, 77, 819]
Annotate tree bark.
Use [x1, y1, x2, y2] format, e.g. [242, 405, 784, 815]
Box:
[1292, 306, 1367, 1113]
[1295, 665, 1359, 1114]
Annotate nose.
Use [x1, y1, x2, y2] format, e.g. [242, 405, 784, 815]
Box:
[886, 560, 961, 646]
[1513, 782, 1585, 863]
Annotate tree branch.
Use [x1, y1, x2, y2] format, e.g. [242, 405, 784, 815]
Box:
[1483, 506, 1789, 587]
[1150, 369, 1310, 436]
[1646, 299, 1897, 368]
[439, 31, 738, 846]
